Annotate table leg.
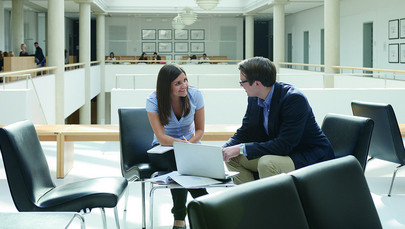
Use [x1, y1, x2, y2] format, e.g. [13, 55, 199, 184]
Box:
[56, 134, 74, 178]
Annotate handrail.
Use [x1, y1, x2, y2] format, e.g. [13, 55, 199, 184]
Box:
[332, 65, 405, 74]
[278, 62, 325, 68]
[106, 59, 240, 64]
[65, 63, 85, 68]
[0, 66, 57, 77]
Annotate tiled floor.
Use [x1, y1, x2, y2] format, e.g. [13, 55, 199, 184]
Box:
[1, 141, 405, 228]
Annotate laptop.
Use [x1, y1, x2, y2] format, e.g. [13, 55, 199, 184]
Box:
[173, 142, 239, 180]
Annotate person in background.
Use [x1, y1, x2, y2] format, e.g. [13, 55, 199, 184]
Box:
[139, 52, 148, 63]
[34, 42, 46, 66]
[146, 63, 208, 229]
[107, 52, 116, 61]
[199, 53, 210, 64]
[222, 57, 335, 185]
[0, 51, 4, 72]
[8, 51, 14, 57]
[153, 52, 161, 64]
[64, 49, 69, 64]
[187, 54, 197, 64]
[19, 44, 29, 56]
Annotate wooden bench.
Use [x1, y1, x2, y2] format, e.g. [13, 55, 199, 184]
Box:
[33, 124, 239, 178]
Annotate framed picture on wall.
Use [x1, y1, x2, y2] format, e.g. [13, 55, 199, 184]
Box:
[158, 42, 172, 53]
[388, 43, 399, 63]
[174, 29, 188, 40]
[142, 29, 156, 40]
[190, 29, 205, 40]
[142, 42, 156, 53]
[389, 19, 399, 39]
[174, 42, 188, 52]
[400, 43, 405, 63]
[190, 42, 205, 53]
[164, 54, 172, 60]
[400, 18, 405, 39]
[175, 54, 187, 61]
[158, 29, 172, 40]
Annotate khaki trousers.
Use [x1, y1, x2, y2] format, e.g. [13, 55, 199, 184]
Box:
[226, 154, 295, 185]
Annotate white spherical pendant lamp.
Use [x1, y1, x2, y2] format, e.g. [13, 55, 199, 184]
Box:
[172, 14, 185, 30]
[195, 0, 220, 10]
[180, 7, 197, 26]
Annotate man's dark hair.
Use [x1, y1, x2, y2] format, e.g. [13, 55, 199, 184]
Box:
[34, 42, 38, 45]
[238, 57, 277, 87]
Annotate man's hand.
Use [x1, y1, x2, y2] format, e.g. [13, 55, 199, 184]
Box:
[222, 145, 242, 162]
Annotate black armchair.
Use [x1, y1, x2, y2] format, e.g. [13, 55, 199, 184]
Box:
[351, 100, 405, 196]
[118, 107, 164, 229]
[0, 120, 128, 228]
[321, 113, 374, 171]
[187, 156, 382, 229]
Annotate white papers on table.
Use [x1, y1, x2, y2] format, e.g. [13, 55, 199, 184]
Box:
[147, 171, 222, 188]
[147, 145, 173, 154]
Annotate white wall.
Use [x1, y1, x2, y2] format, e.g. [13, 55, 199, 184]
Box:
[64, 69, 85, 119]
[105, 64, 240, 91]
[105, 16, 244, 60]
[285, 0, 405, 70]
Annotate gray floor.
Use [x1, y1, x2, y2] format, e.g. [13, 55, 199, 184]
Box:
[1, 141, 405, 228]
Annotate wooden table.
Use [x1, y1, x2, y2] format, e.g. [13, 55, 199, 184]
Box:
[33, 124, 239, 178]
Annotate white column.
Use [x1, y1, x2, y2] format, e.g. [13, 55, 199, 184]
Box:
[11, 0, 24, 54]
[0, 0, 5, 50]
[48, 0, 65, 124]
[273, 2, 285, 77]
[245, 15, 254, 59]
[96, 13, 106, 124]
[78, 2, 91, 124]
[324, 0, 340, 88]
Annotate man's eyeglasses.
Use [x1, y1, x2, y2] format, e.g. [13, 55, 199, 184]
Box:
[239, 80, 248, 86]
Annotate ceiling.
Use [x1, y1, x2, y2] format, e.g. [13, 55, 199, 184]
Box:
[2, 0, 324, 20]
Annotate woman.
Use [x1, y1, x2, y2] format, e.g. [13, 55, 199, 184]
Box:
[19, 44, 29, 56]
[139, 52, 148, 62]
[146, 63, 208, 229]
[107, 51, 116, 60]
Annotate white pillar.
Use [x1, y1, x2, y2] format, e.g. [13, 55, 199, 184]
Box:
[273, 2, 285, 77]
[0, 0, 5, 50]
[245, 15, 254, 59]
[324, 0, 340, 88]
[48, 0, 65, 124]
[78, 2, 91, 124]
[96, 13, 106, 124]
[11, 0, 24, 54]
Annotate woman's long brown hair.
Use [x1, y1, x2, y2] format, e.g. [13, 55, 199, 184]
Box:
[156, 64, 190, 125]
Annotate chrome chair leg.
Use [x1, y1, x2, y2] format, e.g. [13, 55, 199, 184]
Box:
[124, 186, 129, 211]
[114, 206, 121, 229]
[100, 208, 107, 229]
[388, 164, 404, 197]
[142, 181, 146, 229]
[66, 213, 86, 229]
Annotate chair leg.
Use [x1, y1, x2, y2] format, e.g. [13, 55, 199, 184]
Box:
[124, 185, 129, 211]
[66, 213, 86, 229]
[388, 164, 404, 197]
[142, 181, 146, 229]
[100, 208, 107, 229]
[114, 206, 121, 229]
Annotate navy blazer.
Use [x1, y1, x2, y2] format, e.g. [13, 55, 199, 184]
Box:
[224, 82, 334, 169]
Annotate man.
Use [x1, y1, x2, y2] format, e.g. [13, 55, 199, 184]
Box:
[153, 52, 161, 64]
[34, 42, 45, 66]
[199, 53, 210, 64]
[222, 57, 334, 184]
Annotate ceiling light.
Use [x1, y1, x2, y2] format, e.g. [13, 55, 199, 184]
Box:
[195, 0, 220, 10]
[172, 14, 185, 30]
[180, 7, 197, 26]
